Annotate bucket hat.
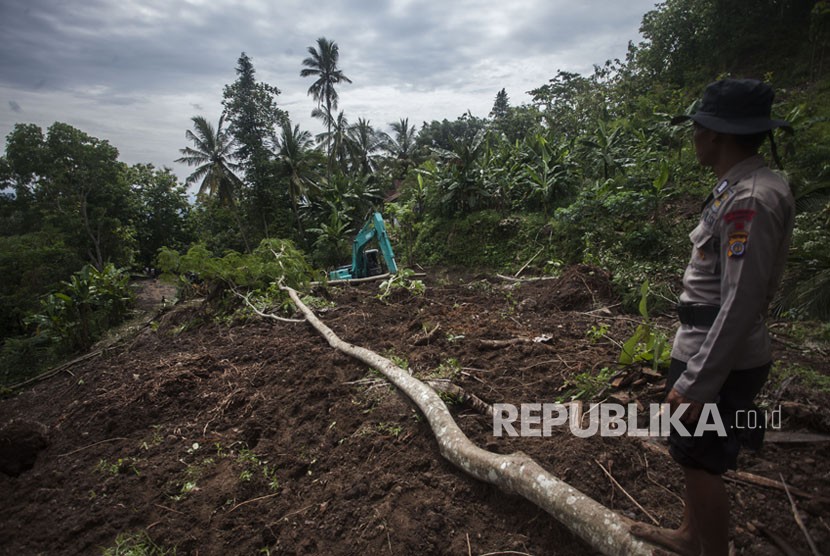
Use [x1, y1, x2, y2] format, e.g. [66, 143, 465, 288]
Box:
[671, 79, 791, 134]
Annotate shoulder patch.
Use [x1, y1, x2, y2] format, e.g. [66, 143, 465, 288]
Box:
[714, 179, 730, 195]
[727, 231, 748, 258]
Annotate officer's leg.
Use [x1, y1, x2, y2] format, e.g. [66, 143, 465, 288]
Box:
[684, 465, 729, 556]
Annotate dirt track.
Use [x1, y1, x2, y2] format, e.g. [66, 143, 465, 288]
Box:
[1, 268, 828, 555]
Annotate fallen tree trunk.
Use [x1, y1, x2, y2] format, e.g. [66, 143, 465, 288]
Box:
[282, 285, 660, 556]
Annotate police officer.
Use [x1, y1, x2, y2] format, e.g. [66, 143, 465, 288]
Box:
[632, 79, 795, 556]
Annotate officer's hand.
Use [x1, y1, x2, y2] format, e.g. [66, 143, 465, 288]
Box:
[666, 387, 704, 424]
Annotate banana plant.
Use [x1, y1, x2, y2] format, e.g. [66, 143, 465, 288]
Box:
[580, 120, 628, 180]
[429, 130, 492, 215]
[521, 133, 573, 219]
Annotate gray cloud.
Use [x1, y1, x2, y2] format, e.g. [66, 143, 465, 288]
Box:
[0, 0, 658, 181]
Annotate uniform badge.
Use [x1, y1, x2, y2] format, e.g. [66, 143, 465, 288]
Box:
[702, 186, 734, 226]
[727, 232, 748, 258]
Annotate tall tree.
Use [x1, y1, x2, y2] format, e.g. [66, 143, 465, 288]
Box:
[222, 53, 287, 164]
[0, 122, 138, 341]
[489, 88, 510, 120]
[416, 112, 488, 152]
[0, 123, 47, 235]
[528, 70, 605, 139]
[38, 123, 135, 270]
[630, 0, 815, 87]
[128, 164, 192, 268]
[222, 52, 288, 239]
[300, 37, 352, 166]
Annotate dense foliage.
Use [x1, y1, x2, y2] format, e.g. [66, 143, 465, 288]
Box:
[0, 264, 133, 385]
[2, 0, 829, 384]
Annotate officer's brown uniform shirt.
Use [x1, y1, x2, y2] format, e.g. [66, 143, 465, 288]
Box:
[671, 154, 795, 402]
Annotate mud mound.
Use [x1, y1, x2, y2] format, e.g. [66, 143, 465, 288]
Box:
[513, 264, 616, 312]
[0, 269, 827, 555]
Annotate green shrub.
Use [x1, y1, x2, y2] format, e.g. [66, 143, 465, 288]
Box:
[377, 268, 426, 301]
[157, 238, 316, 314]
[618, 281, 672, 370]
[27, 264, 133, 352]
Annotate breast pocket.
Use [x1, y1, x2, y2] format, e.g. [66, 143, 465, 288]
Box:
[689, 223, 719, 274]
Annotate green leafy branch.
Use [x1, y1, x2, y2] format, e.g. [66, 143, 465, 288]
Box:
[618, 281, 671, 370]
[377, 268, 425, 301]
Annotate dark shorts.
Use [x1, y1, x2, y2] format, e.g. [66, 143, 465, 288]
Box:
[666, 358, 770, 475]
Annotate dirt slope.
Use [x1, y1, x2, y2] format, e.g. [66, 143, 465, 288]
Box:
[1, 268, 828, 555]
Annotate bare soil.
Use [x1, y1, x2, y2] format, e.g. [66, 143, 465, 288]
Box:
[1, 267, 828, 555]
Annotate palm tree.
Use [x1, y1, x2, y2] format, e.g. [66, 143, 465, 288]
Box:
[381, 118, 418, 179]
[275, 120, 316, 240]
[315, 110, 350, 173]
[300, 37, 352, 165]
[346, 118, 382, 177]
[176, 115, 243, 206]
[176, 115, 249, 250]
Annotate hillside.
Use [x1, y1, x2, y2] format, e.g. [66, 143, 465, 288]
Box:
[1, 269, 828, 555]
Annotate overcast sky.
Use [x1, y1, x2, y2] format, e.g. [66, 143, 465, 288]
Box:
[0, 0, 657, 183]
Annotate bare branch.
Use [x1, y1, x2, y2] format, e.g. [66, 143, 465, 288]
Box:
[232, 287, 304, 323]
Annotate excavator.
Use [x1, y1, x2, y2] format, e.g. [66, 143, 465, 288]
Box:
[328, 212, 399, 281]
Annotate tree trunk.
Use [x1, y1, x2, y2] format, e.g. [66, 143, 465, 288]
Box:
[80, 192, 104, 271]
[282, 286, 661, 556]
[289, 180, 305, 242]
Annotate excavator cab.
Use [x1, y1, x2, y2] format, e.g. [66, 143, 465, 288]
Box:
[363, 249, 383, 277]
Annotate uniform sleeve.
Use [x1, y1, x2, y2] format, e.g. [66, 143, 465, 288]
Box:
[672, 195, 782, 402]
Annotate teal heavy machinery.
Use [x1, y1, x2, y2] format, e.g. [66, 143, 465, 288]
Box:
[328, 212, 399, 280]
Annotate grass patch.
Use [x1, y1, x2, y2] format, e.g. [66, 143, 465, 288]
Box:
[235, 447, 280, 491]
[102, 531, 175, 556]
[424, 358, 461, 380]
[770, 361, 830, 393]
[558, 366, 616, 402]
[96, 457, 140, 477]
